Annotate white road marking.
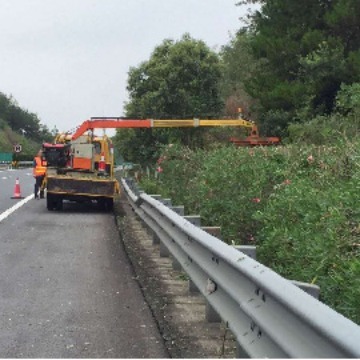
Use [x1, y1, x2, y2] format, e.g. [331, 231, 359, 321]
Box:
[0, 194, 34, 223]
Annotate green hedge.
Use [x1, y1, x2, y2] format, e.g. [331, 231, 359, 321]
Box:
[140, 141, 360, 324]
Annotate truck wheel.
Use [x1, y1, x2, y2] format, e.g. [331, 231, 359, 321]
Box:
[47, 194, 56, 210]
[106, 198, 114, 211]
[47, 194, 63, 211]
[55, 198, 63, 211]
[97, 198, 106, 210]
[97, 198, 113, 211]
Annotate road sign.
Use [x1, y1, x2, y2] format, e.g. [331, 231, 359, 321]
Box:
[13, 144, 22, 153]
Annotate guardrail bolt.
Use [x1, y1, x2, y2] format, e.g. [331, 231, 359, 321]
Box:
[250, 321, 257, 332]
[206, 279, 217, 294]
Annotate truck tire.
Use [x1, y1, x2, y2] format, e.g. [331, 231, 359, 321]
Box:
[106, 198, 114, 211]
[47, 194, 63, 211]
[47, 194, 56, 210]
[55, 198, 63, 211]
[97, 198, 113, 211]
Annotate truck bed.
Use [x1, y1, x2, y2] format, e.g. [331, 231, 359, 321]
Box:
[47, 175, 117, 198]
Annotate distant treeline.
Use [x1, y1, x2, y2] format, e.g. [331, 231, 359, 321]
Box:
[0, 92, 52, 143]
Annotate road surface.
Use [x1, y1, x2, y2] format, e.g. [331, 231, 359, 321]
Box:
[0, 168, 168, 358]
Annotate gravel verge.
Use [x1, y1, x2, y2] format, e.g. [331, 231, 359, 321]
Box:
[114, 191, 237, 358]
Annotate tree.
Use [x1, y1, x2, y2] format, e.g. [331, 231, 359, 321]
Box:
[125, 34, 222, 118]
[0, 91, 53, 148]
[219, 30, 259, 119]
[115, 34, 223, 164]
[236, 0, 360, 134]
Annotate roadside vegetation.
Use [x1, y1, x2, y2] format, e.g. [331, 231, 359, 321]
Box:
[0, 92, 53, 159]
[116, 1, 360, 324]
[138, 129, 359, 324]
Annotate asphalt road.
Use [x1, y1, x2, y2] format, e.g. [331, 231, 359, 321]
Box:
[0, 169, 168, 358]
[0, 168, 34, 213]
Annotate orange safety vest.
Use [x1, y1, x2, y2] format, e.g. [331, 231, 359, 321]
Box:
[33, 156, 47, 177]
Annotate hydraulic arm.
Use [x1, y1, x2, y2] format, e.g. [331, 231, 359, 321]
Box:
[70, 117, 255, 140]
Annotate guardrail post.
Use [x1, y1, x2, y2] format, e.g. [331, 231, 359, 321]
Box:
[205, 301, 221, 323]
[201, 226, 222, 239]
[172, 258, 182, 271]
[184, 215, 201, 227]
[188, 280, 200, 295]
[152, 232, 160, 245]
[236, 343, 249, 358]
[170, 205, 185, 216]
[143, 195, 162, 235]
[160, 241, 170, 257]
[234, 245, 257, 260]
[202, 226, 223, 320]
[149, 194, 162, 200]
[201, 229, 223, 324]
[160, 198, 172, 207]
[291, 280, 320, 299]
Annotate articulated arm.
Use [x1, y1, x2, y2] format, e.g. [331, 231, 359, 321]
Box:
[70, 117, 254, 140]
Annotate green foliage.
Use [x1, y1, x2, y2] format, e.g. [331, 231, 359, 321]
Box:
[117, 34, 223, 164]
[298, 41, 347, 116]
[139, 135, 360, 324]
[287, 83, 360, 145]
[253, 143, 360, 323]
[336, 82, 360, 115]
[0, 124, 43, 158]
[237, 0, 360, 133]
[125, 34, 222, 118]
[219, 31, 258, 118]
[287, 115, 360, 146]
[0, 92, 52, 155]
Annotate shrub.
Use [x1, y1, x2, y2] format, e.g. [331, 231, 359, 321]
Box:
[139, 138, 360, 324]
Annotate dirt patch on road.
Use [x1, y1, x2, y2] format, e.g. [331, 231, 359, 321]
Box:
[114, 193, 237, 358]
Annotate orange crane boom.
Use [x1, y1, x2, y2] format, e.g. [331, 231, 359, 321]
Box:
[70, 117, 256, 140]
[67, 111, 280, 146]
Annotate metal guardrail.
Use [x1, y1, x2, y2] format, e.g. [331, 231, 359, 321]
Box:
[0, 161, 33, 169]
[17, 161, 33, 168]
[121, 177, 360, 358]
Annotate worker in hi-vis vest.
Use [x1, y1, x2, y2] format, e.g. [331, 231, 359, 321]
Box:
[33, 150, 47, 199]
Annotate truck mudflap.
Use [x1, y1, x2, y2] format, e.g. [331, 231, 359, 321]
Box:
[47, 176, 119, 197]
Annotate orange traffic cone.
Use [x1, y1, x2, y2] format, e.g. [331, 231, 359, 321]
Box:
[11, 177, 24, 199]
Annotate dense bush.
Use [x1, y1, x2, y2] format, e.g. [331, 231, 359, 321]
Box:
[139, 140, 360, 324]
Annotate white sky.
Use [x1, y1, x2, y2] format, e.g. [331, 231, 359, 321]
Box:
[0, 0, 252, 134]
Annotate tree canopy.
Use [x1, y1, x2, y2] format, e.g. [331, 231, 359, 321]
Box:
[116, 0, 360, 163]
[233, 0, 360, 134]
[125, 33, 222, 118]
[114, 34, 223, 164]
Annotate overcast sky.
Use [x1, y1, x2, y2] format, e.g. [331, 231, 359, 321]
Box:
[0, 0, 253, 134]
